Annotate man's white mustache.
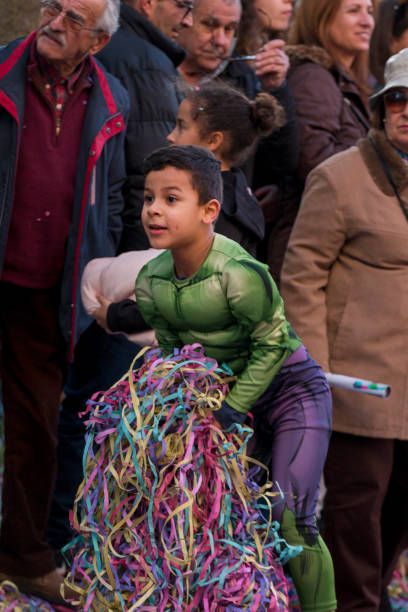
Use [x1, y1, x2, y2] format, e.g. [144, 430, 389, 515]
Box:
[39, 25, 68, 49]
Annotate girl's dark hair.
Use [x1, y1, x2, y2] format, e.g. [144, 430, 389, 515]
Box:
[185, 81, 285, 166]
[370, 0, 408, 86]
[143, 145, 223, 204]
[235, 0, 265, 56]
[236, 0, 288, 56]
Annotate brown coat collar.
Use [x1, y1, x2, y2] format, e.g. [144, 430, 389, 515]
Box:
[358, 129, 408, 196]
[285, 44, 333, 70]
[285, 44, 360, 91]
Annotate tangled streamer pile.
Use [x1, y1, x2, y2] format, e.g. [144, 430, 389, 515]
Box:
[63, 344, 301, 611]
[388, 552, 408, 611]
[0, 580, 57, 611]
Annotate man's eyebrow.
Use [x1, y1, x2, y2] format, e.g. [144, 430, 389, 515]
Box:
[201, 14, 239, 25]
[63, 5, 86, 22]
[201, 15, 220, 23]
[68, 10, 85, 21]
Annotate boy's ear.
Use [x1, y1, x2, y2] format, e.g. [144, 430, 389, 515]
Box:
[206, 131, 224, 153]
[202, 198, 221, 224]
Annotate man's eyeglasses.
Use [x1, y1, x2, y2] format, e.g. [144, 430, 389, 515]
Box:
[172, 0, 194, 19]
[40, 0, 104, 33]
[383, 90, 408, 113]
[211, 7, 270, 62]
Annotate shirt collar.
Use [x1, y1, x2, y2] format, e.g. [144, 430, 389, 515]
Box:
[391, 143, 408, 163]
[28, 38, 93, 94]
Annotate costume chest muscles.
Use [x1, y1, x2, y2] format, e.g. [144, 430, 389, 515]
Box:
[150, 273, 236, 333]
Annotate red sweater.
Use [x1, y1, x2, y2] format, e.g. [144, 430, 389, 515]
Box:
[1, 51, 92, 288]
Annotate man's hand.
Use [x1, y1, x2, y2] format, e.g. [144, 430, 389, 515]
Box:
[254, 40, 289, 91]
[94, 294, 112, 330]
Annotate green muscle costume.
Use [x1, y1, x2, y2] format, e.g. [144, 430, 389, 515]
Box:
[136, 233, 301, 415]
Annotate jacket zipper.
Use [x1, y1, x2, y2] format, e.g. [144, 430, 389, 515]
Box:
[68, 110, 126, 359]
[0, 110, 21, 251]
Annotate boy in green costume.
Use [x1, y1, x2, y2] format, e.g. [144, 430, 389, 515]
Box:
[103, 145, 337, 611]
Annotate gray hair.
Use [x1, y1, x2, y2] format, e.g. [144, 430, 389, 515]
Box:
[95, 0, 120, 35]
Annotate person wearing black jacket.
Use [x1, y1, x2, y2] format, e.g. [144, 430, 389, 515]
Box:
[97, 0, 192, 250]
[216, 167, 264, 258]
[47, 0, 194, 564]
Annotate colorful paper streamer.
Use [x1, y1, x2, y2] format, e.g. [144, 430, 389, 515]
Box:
[62, 344, 302, 611]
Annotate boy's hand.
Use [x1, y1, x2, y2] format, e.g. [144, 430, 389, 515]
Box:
[214, 400, 247, 430]
[94, 294, 112, 330]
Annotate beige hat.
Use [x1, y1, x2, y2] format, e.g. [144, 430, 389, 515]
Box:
[369, 48, 408, 110]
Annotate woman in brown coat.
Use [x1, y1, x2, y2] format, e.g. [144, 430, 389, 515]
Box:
[280, 49, 408, 612]
[287, 0, 374, 179]
[263, 0, 374, 284]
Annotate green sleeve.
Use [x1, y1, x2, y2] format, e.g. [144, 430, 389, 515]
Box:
[135, 266, 182, 355]
[222, 258, 300, 413]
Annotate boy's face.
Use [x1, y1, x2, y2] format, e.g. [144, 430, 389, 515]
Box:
[142, 166, 218, 251]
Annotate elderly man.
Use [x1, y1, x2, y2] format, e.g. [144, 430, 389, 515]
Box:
[0, 0, 129, 604]
[177, 0, 299, 268]
[178, 0, 288, 91]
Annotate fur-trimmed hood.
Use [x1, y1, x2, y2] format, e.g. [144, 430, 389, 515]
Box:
[285, 44, 333, 70]
[285, 43, 361, 93]
[358, 129, 408, 197]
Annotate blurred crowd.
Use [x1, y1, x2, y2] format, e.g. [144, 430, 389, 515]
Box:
[0, 0, 408, 610]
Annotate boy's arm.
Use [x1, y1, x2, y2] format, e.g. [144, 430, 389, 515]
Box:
[220, 258, 300, 416]
[107, 299, 151, 334]
[135, 267, 182, 354]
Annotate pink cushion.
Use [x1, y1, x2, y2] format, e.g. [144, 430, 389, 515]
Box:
[81, 249, 163, 345]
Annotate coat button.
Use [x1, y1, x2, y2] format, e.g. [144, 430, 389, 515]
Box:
[116, 121, 122, 128]
[106, 127, 111, 134]
[89, 150, 95, 156]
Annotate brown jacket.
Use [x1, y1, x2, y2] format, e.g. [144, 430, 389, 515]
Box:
[263, 46, 370, 286]
[286, 45, 370, 182]
[280, 129, 408, 440]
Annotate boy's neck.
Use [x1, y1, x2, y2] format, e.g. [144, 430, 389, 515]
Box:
[172, 233, 215, 278]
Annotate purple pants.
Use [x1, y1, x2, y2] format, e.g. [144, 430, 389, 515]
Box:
[248, 346, 332, 538]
